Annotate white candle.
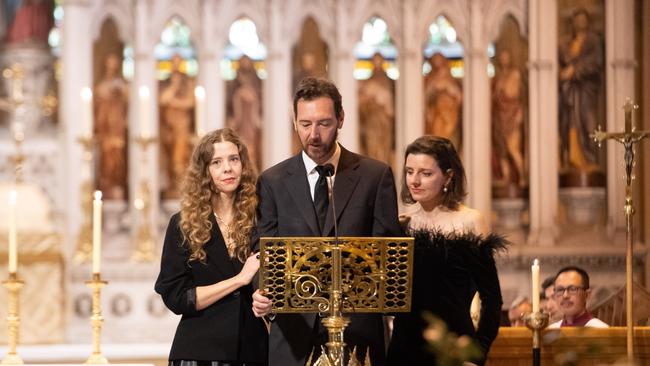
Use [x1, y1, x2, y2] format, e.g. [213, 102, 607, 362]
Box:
[80, 87, 93, 137]
[194, 85, 206, 137]
[92, 191, 103, 274]
[532, 258, 540, 313]
[8, 190, 17, 274]
[139, 86, 151, 138]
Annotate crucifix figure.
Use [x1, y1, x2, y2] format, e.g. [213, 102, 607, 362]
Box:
[591, 98, 648, 361]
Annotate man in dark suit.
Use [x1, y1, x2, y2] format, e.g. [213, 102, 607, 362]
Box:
[252, 77, 402, 366]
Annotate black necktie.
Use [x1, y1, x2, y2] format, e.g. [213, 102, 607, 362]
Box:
[314, 165, 329, 233]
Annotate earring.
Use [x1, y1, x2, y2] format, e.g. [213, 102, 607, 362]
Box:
[443, 186, 448, 193]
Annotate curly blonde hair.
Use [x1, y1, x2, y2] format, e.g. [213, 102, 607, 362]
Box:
[179, 128, 258, 263]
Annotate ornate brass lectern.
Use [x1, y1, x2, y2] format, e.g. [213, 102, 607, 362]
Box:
[260, 237, 414, 366]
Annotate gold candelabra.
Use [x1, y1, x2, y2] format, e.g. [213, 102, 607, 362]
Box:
[74, 136, 96, 263]
[2, 273, 24, 365]
[524, 311, 549, 366]
[85, 273, 108, 364]
[591, 98, 648, 361]
[131, 135, 157, 262]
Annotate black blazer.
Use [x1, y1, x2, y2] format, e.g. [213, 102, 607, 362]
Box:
[155, 213, 267, 362]
[256, 146, 402, 366]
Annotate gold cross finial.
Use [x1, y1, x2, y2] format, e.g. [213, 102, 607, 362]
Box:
[623, 98, 639, 134]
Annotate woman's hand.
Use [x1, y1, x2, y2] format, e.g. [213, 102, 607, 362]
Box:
[252, 289, 272, 317]
[237, 252, 260, 285]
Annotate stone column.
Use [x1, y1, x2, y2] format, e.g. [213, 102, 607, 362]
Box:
[396, 1, 424, 179]
[332, 50, 359, 152]
[263, 0, 292, 169]
[527, 0, 558, 245]
[463, 0, 491, 227]
[131, 0, 159, 238]
[199, 0, 224, 131]
[333, 1, 358, 153]
[643, 0, 650, 287]
[605, 0, 637, 237]
[61, 0, 93, 257]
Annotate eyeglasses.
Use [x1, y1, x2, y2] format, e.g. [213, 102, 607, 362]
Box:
[553, 285, 586, 298]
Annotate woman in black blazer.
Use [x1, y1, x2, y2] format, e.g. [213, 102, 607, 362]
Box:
[155, 128, 267, 365]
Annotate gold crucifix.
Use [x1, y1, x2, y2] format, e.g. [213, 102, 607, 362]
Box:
[2, 64, 58, 183]
[591, 98, 648, 361]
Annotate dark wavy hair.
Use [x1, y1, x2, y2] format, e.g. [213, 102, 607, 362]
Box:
[293, 77, 343, 120]
[555, 266, 590, 289]
[179, 128, 258, 263]
[401, 135, 467, 209]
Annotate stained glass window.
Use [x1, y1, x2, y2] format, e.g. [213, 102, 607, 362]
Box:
[47, 0, 63, 55]
[354, 17, 399, 80]
[221, 18, 267, 80]
[155, 17, 197, 80]
[423, 16, 464, 78]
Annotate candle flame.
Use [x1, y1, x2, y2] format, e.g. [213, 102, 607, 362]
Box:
[194, 85, 205, 99]
[9, 190, 16, 205]
[139, 86, 150, 98]
[94, 190, 102, 201]
[533, 258, 539, 266]
[81, 87, 92, 101]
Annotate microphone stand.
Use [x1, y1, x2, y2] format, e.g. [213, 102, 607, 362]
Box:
[320, 166, 351, 365]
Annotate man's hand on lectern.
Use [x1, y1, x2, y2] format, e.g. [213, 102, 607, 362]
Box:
[252, 289, 272, 318]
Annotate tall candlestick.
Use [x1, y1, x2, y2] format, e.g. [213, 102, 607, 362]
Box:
[92, 191, 103, 274]
[8, 190, 17, 274]
[139, 86, 151, 138]
[81, 87, 93, 137]
[194, 86, 206, 137]
[532, 258, 540, 313]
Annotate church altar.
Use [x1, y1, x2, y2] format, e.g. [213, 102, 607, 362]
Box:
[486, 327, 650, 365]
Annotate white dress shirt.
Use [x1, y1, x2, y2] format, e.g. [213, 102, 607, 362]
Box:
[302, 143, 341, 201]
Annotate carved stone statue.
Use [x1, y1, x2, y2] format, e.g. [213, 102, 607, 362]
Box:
[358, 53, 395, 164]
[424, 53, 462, 149]
[491, 48, 525, 192]
[226, 55, 262, 167]
[94, 53, 128, 200]
[159, 54, 195, 199]
[558, 8, 603, 177]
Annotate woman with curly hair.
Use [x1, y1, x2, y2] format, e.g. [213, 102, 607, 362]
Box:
[387, 136, 505, 366]
[155, 128, 267, 365]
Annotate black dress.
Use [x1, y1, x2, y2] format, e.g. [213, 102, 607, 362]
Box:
[155, 213, 267, 365]
[386, 230, 506, 366]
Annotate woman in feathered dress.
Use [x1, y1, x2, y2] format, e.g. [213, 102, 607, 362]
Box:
[387, 136, 505, 366]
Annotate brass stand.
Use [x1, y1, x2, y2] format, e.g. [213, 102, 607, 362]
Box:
[131, 135, 157, 262]
[260, 237, 414, 366]
[2, 273, 24, 365]
[524, 311, 549, 366]
[74, 136, 96, 263]
[591, 99, 648, 361]
[85, 273, 108, 364]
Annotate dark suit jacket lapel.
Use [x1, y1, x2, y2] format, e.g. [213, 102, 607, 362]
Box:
[323, 148, 360, 236]
[283, 154, 321, 235]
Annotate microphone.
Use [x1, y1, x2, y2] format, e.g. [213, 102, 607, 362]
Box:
[322, 163, 338, 243]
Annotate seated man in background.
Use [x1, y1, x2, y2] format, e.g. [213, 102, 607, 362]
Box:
[541, 276, 562, 323]
[508, 296, 532, 326]
[548, 266, 608, 328]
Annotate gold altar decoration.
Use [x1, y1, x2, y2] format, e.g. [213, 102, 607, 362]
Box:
[2, 64, 58, 183]
[1, 273, 23, 365]
[74, 136, 96, 264]
[131, 135, 157, 262]
[85, 273, 108, 364]
[260, 237, 414, 365]
[523, 311, 549, 366]
[591, 98, 648, 362]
